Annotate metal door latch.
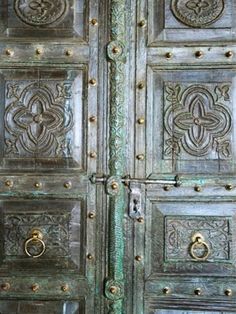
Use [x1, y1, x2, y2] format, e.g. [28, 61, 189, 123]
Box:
[90, 174, 181, 218]
[129, 184, 142, 218]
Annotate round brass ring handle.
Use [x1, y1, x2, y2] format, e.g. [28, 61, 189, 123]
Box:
[190, 233, 210, 261]
[24, 230, 46, 258]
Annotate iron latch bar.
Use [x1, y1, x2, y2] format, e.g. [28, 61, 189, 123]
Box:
[90, 174, 181, 187]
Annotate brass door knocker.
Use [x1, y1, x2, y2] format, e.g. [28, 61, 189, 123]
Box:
[24, 229, 46, 258]
[190, 233, 210, 261]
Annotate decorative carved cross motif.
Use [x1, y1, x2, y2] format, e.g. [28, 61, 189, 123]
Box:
[186, 0, 210, 15]
[164, 84, 232, 158]
[5, 82, 73, 157]
[28, 0, 53, 16]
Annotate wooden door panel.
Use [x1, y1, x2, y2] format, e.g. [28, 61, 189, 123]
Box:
[151, 311, 236, 314]
[145, 201, 234, 276]
[1, 67, 86, 170]
[0, 300, 82, 314]
[147, 67, 234, 175]
[0, 0, 88, 40]
[148, 0, 234, 44]
[1, 200, 85, 273]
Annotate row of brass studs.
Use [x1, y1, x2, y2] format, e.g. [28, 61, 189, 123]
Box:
[165, 51, 234, 60]
[5, 49, 75, 57]
[162, 287, 232, 296]
[161, 184, 235, 192]
[4, 180, 72, 189]
[1, 283, 70, 292]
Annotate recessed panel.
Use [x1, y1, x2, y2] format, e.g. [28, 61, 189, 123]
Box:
[147, 68, 236, 175]
[0, 200, 85, 273]
[0, 0, 87, 39]
[0, 68, 86, 170]
[147, 201, 236, 276]
[148, 0, 234, 43]
[0, 300, 81, 314]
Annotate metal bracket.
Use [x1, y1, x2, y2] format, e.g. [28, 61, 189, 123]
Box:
[90, 174, 181, 187]
[129, 183, 142, 218]
[90, 174, 181, 218]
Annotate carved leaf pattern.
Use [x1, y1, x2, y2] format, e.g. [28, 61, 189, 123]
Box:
[164, 83, 232, 159]
[5, 81, 73, 158]
[165, 217, 231, 262]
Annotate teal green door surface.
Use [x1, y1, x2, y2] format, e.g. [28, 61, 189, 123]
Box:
[1, 1, 236, 314]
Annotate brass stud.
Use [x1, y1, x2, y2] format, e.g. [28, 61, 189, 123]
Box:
[194, 288, 202, 295]
[34, 182, 42, 189]
[137, 154, 145, 161]
[135, 255, 142, 261]
[165, 52, 173, 59]
[137, 118, 145, 125]
[111, 182, 119, 190]
[194, 185, 202, 192]
[64, 181, 72, 189]
[35, 48, 43, 55]
[225, 51, 233, 58]
[110, 286, 118, 294]
[163, 287, 171, 295]
[31, 284, 39, 292]
[90, 18, 98, 26]
[61, 284, 69, 292]
[1, 283, 10, 291]
[137, 217, 144, 223]
[89, 116, 97, 122]
[88, 212, 96, 219]
[225, 288, 232, 296]
[138, 82, 145, 89]
[195, 51, 203, 58]
[225, 184, 233, 191]
[5, 49, 14, 56]
[139, 20, 146, 28]
[87, 253, 93, 260]
[65, 50, 73, 57]
[112, 47, 120, 54]
[89, 152, 97, 158]
[5, 180, 13, 188]
[89, 78, 97, 86]
[163, 185, 171, 191]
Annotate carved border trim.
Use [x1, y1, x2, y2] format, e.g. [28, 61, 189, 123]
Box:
[106, 0, 126, 312]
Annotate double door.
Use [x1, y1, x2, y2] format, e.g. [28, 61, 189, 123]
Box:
[0, 1, 236, 314]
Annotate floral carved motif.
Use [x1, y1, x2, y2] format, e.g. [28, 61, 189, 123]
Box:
[165, 217, 231, 261]
[171, 0, 225, 28]
[14, 0, 68, 26]
[5, 82, 73, 158]
[4, 213, 70, 257]
[164, 84, 232, 159]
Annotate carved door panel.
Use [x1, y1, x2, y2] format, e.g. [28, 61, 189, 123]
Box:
[127, 0, 236, 313]
[0, 1, 104, 314]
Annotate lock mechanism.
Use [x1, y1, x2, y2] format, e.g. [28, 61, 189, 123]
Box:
[90, 174, 181, 218]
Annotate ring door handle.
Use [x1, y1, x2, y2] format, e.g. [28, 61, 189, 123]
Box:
[190, 233, 210, 261]
[24, 229, 46, 258]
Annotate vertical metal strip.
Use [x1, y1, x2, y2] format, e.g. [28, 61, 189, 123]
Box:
[105, 0, 126, 313]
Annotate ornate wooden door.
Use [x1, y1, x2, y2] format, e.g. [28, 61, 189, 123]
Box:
[0, 1, 107, 313]
[125, 0, 236, 313]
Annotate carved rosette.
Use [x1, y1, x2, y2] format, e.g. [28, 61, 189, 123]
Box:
[5, 82, 73, 158]
[164, 84, 232, 159]
[171, 0, 225, 28]
[14, 0, 68, 26]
